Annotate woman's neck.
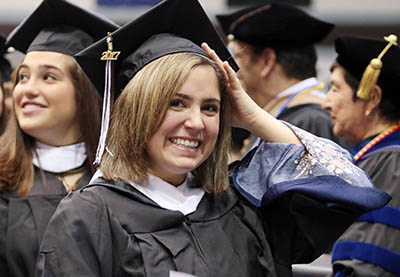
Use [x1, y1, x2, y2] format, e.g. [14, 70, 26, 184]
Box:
[362, 116, 399, 141]
[35, 137, 80, 147]
[147, 170, 186, 187]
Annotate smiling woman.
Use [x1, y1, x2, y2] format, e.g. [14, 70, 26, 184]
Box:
[100, 52, 230, 192]
[101, 53, 230, 192]
[36, 0, 391, 276]
[13, 51, 80, 146]
[146, 65, 221, 185]
[0, 0, 119, 276]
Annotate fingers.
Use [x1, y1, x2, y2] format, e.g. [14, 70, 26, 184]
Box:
[202, 43, 243, 93]
[201, 42, 223, 63]
[201, 42, 228, 80]
[223, 61, 242, 91]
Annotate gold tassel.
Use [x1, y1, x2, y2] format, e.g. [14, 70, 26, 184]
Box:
[357, 34, 398, 100]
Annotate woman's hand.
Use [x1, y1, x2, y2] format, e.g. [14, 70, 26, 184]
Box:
[201, 42, 263, 131]
[201, 42, 301, 144]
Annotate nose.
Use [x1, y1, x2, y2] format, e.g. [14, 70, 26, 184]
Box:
[16, 78, 40, 99]
[184, 108, 204, 131]
[322, 90, 332, 111]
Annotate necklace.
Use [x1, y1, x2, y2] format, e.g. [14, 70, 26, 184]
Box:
[354, 122, 400, 163]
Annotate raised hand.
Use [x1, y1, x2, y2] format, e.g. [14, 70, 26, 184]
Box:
[201, 42, 263, 131]
[201, 42, 301, 145]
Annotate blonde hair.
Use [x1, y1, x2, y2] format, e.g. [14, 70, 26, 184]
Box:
[100, 52, 232, 193]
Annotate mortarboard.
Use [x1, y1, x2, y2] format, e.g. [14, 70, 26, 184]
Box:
[75, 0, 238, 165]
[6, 0, 119, 56]
[75, 0, 238, 98]
[0, 35, 12, 82]
[216, 2, 334, 49]
[335, 34, 400, 102]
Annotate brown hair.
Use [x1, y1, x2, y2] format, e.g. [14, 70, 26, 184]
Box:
[0, 54, 102, 196]
[100, 52, 232, 194]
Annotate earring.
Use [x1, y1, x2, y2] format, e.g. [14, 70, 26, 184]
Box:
[365, 110, 372, 118]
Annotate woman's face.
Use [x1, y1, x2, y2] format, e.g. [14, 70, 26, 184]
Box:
[13, 51, 80, 146]
[147, 65, 221, 185]
[322, 66, 368, 145]
[230, 41, 262, 102]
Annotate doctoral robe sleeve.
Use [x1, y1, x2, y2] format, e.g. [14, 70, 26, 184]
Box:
[36, 190, 117, 277]
[230, 122, 391, 265]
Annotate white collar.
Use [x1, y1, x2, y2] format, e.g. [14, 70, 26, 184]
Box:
[131, 173, 205, 215]
[275, 77, 322, 98]
[89, 171, 205, 215]
[32, 141, 87, 173]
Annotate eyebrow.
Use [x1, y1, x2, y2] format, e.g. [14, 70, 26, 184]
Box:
[175, 93, 221, 104]
[18, 64, 65, 75]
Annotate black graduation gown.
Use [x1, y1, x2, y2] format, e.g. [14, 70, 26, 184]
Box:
[0, 167, 92, 277]
[37, 123, 391, 277]
[279, 104, 349, 148]
[36, 177, 362, 277]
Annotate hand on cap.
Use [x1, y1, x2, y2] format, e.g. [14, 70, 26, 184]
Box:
[201, 42, 264, 131]
[201, 42, 301, 144]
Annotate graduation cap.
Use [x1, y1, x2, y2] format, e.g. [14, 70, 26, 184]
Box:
[75, 0, 238, 165]
[0, 35, 12, 82]
[6, 0, 119, 56]
[75, 0, 238, 97]
[335, 34, 400, 102]
[216, 2, 334, 49]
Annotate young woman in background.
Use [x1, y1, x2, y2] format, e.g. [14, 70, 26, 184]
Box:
[0, 0, 118, 276]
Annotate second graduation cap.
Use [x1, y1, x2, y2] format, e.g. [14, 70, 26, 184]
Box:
[75, 0, 238, 98]
[6, 0, 119, 56]
[335, 35, 400, 103]
[216, 2, 334, 49]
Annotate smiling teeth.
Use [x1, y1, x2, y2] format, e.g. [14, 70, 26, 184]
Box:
[172, 138, 199, 148]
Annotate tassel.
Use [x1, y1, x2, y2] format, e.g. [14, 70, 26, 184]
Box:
[357, 34, 397, 100]
[94, 33, 120, 166]
[94, 59, 112, 166]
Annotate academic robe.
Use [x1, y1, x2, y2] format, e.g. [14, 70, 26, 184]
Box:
[0, 167, 92, 277]
[37, 124, 390, 277]
[332, 130, 400, 277]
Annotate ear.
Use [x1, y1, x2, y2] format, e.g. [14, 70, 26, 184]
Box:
[259, 48, 276, 78]
[367, 85, 382, 112]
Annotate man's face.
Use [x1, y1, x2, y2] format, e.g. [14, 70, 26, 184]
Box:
[230, 41, 263, 102]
